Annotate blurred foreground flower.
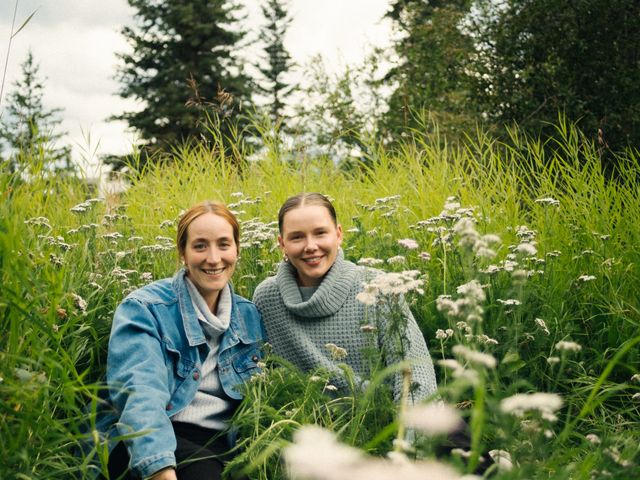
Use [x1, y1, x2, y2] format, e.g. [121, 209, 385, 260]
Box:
[284, 425, 461, 480]
[500, 392, 562, 421]
[402, 402, 461, 436]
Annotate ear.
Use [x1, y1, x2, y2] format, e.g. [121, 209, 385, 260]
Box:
[336, 224, 343, 245]
[277, 234, 285, 251]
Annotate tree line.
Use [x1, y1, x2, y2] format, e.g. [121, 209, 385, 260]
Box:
[2, 0, 638, 175]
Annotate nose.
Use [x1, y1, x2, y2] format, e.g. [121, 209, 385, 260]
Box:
[207, 248, 221, 263]
[304, 237, 318, 252]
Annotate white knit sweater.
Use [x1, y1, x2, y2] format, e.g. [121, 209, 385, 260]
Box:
[253, 250, 438, 403]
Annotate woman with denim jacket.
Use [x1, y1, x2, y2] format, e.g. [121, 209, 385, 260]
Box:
[99, 201, 265, 480]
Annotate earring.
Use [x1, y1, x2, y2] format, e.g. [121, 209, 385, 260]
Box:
[283, 253, 289, 263]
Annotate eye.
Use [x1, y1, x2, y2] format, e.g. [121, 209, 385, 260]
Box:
[193, 243, 206, 251]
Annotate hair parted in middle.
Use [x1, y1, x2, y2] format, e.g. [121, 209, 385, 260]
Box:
[277, 192, 338, 233]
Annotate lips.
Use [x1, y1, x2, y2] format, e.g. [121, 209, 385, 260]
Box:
[202, 267, 226, 275]
[302, 255, 324, 265]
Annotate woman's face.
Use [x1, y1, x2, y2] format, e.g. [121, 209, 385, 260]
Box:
[278, 204, 343, 287]
[183, 212, 238, 310]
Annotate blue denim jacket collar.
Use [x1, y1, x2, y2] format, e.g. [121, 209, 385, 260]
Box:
[172, 268, 254, 349]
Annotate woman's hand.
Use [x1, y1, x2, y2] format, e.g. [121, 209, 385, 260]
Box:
[150, 467, 177, 480]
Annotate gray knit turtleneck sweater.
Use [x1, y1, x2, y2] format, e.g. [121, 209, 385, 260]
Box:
[253, 250, 438, 403]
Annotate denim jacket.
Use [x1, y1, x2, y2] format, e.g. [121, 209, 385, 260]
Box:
[95, 269, 265, 478]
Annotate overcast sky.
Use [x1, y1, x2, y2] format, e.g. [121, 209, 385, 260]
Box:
[0, 0, 394, 175]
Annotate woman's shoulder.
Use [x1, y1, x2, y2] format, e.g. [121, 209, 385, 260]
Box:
[252, 275, 279, 300]
[122, 276, 177, 306]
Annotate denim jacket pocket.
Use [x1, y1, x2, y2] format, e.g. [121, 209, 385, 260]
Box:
[163, 341, 194, 380]
[231, 344, 262, 379]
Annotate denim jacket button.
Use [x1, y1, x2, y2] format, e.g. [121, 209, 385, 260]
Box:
[252, 355, 259, 362]
[193, 371, 200, 380]
[166, 403, 173, 411]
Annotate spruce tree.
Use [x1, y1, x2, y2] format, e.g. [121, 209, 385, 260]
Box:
[0, 49, 72, 174]
[381, 0, 475, 141]
[112, 0, 251, 166]
[256, 0, 295, 124]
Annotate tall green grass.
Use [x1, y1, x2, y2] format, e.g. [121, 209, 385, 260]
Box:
[0, 121, 638, 478]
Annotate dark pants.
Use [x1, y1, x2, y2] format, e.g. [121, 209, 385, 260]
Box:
[106, 422, 237, 480]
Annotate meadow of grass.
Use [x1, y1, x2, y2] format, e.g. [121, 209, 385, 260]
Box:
[1, 120, 639, 479]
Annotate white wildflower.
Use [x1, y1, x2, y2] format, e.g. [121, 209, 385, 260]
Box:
[500, 392, 563, 420]
[489, 450, 513, 471]
[555, 340, 582, 352]
[456, 280, 486, 302]
[356, 291, 377, 306]
[546, 356, 560, 365]
[324, 384, 338, 392]
[577, 274, 596, 282]
[387, 255, 406, 264]
[452, 345, 497, 369]
[535, 197, 560, 206]
[402, 403, 461, 436]
[325, 343, 348, 361]
[476, 334, 499, 345]
[631, 374, 640, 383]
[535, 318, 550, 335]
[357, 257, 385, 267]
[585, 433, 601, 444]
[497, 298, 521, 306]
[309, 375, 323, 383]
[632, 393, 640, 401]
[398, 238, 419, 249]
[72, 293, 87, 313]
[435, 329, 448, 340]
[456, 321, 470, 332]
[360, 324, 377, 333]
[419, 251, 431, 261]
[360, 270, 424, 298]
[604, 447, 633, 468]
[516, 242, 538, 256]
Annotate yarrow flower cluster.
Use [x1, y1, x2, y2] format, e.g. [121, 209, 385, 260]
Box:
[452, 345, 497, 369]
[356, 270, 425, 306]
[401, 402, 461, 436]
[436, 280, 485, 324]
[357, 257, 385, 267]
[325, 343, 348, 361]
[240, 218, 278, 249]
[284, 425, 460, 480]
[452, 217, 501, 259]
[397, 238, 419, 250]
[435, 328, 454, 340]
[500, 392, 563, 422]
[555, 340, 582, 353]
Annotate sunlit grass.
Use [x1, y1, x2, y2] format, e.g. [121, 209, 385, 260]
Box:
[1, 119, 638, 478]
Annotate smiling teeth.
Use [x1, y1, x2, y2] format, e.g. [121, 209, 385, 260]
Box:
[203, 268, 225, 274]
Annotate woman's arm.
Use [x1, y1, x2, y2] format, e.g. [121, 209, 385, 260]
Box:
[107, 298, 177, 478]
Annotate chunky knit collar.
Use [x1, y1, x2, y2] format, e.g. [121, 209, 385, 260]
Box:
[276, 249, 358, 318]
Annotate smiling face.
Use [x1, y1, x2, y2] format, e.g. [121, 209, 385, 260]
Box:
[182, 212, 238, 311]
[278, 204, 343, 287]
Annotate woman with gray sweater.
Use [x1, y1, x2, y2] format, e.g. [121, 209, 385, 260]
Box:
[252, 193, 437, 403]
